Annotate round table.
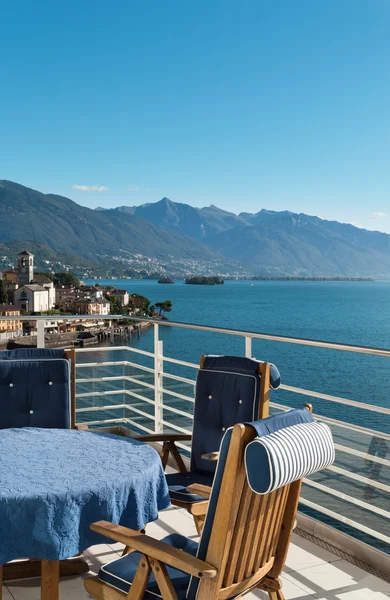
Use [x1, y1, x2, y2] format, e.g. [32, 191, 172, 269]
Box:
[0, 428, 170, 599]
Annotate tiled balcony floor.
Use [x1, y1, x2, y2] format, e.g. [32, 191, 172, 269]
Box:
[3, 506, 390, 600]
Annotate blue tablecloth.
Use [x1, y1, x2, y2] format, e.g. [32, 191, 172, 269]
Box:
[0, 428, 170, 563]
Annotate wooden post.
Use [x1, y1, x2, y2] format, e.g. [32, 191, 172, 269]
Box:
[65, 348, 76, 428]
[0, 564, 3, 600]
[41, 560, 59, 600]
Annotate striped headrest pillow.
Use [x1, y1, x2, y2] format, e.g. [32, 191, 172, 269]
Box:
[245, 421, 335, 494]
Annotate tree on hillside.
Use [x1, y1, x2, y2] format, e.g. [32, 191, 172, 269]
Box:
[155, 300, 172, 317]
[53, 272, 80, 287]
[0, 279, 7, 304]
[105, 294, 123, 315]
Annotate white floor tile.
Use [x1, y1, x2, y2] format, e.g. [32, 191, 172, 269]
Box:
[289, 560, 390, 599]
[1, 585, 15, 600]
[284, 534, 343, 573]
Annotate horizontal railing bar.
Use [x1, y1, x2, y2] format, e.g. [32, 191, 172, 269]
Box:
[327, 465, 390, 493]
[162, 404, 194, 420]
[76, 346, 154, 358]
[125, 419, 154, 434]
[271, 402, 390, 441]
[299, 497, 390, 545]
[280, 384, 390, 415]
[125, 405, 155, 420]
[333, 443, 390, 468]
[162, 388, 195, 403]
[76, 404, 126, 413]
[162, 372, 197, 386]
[76, 390, 123, 398]
[77, 361, 155, 373]
[76, 375, 153, 386]
[163, 356, 199, 369]
[302, 479, 390, 519]
[159, 420, 192, 434]
[76, 417, 127, 426]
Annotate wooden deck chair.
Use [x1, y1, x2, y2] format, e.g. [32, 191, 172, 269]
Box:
[85, 405, 335, 600]
[136, 355, 281, 534]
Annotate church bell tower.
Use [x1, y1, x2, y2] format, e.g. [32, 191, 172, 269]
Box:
[17, 251, 34, 286]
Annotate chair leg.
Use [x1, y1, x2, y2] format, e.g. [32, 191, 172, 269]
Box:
[0, 564, 3, 600]
[193, 514, 205, 535]
[268, 592, 285, 600]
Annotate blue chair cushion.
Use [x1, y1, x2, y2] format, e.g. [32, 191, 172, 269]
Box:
[202, 356, 281, 389]
[245, 420, 335, 494]
[191, 355, 280, 476]
[166, 471, 214, 504]
[0, 359, 71, 429]
[99, 534, 198, 599]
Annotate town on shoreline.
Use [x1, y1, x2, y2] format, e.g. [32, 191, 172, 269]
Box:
[0, 250, 173, 349]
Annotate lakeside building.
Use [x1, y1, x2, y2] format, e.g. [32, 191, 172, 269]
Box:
[72, 298, 110, 316]
[14, 284, 51, 313]
[108, 289, 129, 306]
[0, 304, 22, 340]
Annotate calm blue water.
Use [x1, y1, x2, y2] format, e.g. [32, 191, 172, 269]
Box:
[86, 279, 390, 432]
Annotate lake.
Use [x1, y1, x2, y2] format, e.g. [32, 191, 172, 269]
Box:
[85, 279, 390, 432]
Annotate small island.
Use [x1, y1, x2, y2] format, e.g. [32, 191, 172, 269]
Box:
[158, 276, 175, 284]
[185, 276, 224, 285]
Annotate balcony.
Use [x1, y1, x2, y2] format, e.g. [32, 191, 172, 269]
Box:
[1, 314, 389, 598]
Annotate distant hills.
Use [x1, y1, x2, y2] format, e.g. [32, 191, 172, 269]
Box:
[100, 198, 390, 278]
[1, 181, 390, 278]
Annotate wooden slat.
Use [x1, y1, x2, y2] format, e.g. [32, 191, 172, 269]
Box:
[258, 361, 271, 418]
[269, 480, 302, 578]
[224, 481, 253, 586]
[245, 494, 268, 576]
[251, 491, 276, 573]
[241, 493, 262, 579]
[234, 488, 261, 583]
[2, 558, 89, 581]
[65, 349, 76, 429]
[219, 558, 274, 600]
[41, 560, 59, 600]
[267, 486, 289, 561]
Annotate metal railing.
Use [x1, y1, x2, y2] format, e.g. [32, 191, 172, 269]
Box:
[1, 314, 390, 552]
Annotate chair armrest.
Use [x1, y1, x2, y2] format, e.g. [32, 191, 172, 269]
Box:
[90, 521, 216, 579]
[186, 484, 212, 499]
[134, 433, 192, 443]
[75, 424, 89, 430]
[201, 451, 220, 461]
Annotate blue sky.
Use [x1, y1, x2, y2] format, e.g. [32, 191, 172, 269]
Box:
[1, 0, 389, 231]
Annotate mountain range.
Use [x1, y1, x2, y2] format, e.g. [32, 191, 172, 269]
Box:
[1, 180, 390, 278]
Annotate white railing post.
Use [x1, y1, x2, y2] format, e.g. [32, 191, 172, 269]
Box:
[154, 324, 163, 433]
[245, 336, 252, 358]
[37, 320, 45, 348]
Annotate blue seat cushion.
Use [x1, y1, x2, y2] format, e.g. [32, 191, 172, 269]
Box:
[99, 534, 198, 599]
[0, 359, 71, 429]
[166, 471, 214, 504]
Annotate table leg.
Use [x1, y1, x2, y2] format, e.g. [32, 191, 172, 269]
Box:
[41, 560, 59, 600]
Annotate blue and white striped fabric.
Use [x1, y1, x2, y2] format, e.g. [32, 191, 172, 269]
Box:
[245, 421, 335, 495]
